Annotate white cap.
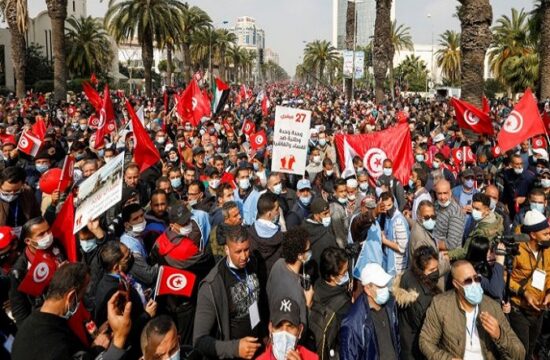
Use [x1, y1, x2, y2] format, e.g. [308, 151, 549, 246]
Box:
[433, 133, 445, 143]
[310, 128, 319, 135]
[346, 178, 358, 188]
[532, 148, 549, 162]
[360, 263, 392, 287]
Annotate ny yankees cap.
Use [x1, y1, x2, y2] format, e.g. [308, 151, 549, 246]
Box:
[271, 297, 301, 326]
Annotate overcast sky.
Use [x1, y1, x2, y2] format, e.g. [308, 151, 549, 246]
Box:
[27, 0, 534, 75]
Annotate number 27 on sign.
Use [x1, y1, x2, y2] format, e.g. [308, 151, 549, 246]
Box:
[295, 113, 306, 123]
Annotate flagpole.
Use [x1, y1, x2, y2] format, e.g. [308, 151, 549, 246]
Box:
[153, 265, 163, 301]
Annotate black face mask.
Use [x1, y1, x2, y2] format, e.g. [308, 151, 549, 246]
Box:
[426, 270, 440, 284]
[385, 206, 396, 218]
[538, 241, 550, 249]
[0, 251, 11, 263]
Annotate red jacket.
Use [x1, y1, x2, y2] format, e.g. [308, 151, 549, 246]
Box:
[257, 344, 318, 360]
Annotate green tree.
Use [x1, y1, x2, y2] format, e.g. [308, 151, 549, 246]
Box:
[26, 43, 54, 87]
[214, 29, 237, 81]
[389, 20, 413, 98]
[104, 0, 186, 96]
[529, 1, 550, 98]
[179, 4, 211, 82]
[436, 30, 461, 86]
[66, 16, 113, 78]
[0, 0, 28, 98]
[303, 40, 339, 84]
[488, 8, 536, 96]
[395, 54, 429, 92]
[458, 0, 492, 107]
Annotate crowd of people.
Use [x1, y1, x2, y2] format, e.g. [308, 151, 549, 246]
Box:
[0, 83, 548, 360]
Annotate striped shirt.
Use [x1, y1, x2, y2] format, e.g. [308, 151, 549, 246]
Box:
[433, 200, 465, 250]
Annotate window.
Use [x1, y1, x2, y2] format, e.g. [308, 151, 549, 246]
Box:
[246, 35, 249, 44]
[72, 1, 75, 12]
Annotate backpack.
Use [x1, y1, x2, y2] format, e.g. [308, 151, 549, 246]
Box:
[308, 295, 349, 360]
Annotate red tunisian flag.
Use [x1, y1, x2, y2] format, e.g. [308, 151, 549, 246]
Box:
[250, 130, 267, 150]
[542, 111, 550, 133]
[82, 82, 102, 112]
[334, 123, 414, 184]
[32, 116, 47, 141]
[18, 129, 42, 157]
[450, 97, 494, 135]
[67, 302, 92, 347]
[242, 118, 255, 135]
[59, 155, 75, 190]
[261, 95, 271, 116]
[155, 265, 197, 298]
[497, 88, 546, 152]
[482, 96, 490, 113]
[452, 146, 476, 165]
[126, 100, 161, 172]
[532, 135, 548, 149]
[176, 79, 211, 127]
[51, 193, 77, 262]
[18, 250, 57, 297]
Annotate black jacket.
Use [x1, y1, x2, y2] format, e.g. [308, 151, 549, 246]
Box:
[11, 311, 126, 360]
[247, 224, 283, 275]
[393, 270, 438, 360]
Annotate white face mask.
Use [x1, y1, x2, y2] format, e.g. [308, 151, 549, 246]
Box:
[169, 348, 180, 360]
[35, 233, 54, 250]
[272, 330, 297, 360]
[322, 216, 331, 227]
[179, 223, 193, 236]
[209, 179, 220, 189]
[272, 183, 283, 195]
[542, 179, 550, 188]
[312, 155, 321, 164]
[383, 168, 392, 177]
[239, 178, 251, 189]
[359, 182, 369, 192]
[325, 169, 334, 176]
[131, 220, 146, 234]
[438, 199, 451, 208]
[0, 192, 19, 203]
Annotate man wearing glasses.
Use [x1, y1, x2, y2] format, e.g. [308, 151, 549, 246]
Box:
[419, 260, 525, 360]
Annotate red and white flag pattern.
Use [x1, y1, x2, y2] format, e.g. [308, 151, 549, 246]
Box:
[155, 265, 196, 297]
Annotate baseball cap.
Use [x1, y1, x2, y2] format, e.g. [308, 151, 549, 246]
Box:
[168, 204, 192, 226]
[0, 226, 14, 249]
[310, 197, 329, 214]
[360, 263, 392, 287]
[533, 148, 549, 162]
[461, 168, 475, 178]
[297, 179, 312, 191]
[271, 297, 301, 326]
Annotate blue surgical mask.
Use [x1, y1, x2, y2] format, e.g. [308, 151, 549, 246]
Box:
[322, 216, 331, 227]
[170, 177, 182, 189]
[415, 154, 424, 162]
[383, 168, 392, 177]
[272, 183, 282, 195]
[462, 282, 483, 305]
[239, 178, 251, 189]
[300, 195, 312, 206]
[80, 238, 98, 253]
[253, 162, 260, 171]
[36, 164, 49, 173]
[61, 295, 80, 320]
[319, 139, 327, 147]
[303, 250, 312, 263]
[489, 198, 497, 211]
[432, 161, 440, 169]
[169, 348, 181, 360]
[337, 272, 350, 286]
[464, 179, 475, 189]
[530, 203, 545, 213]
[542, 179, 550, 188]
[422, 218, 436, 231]
[359, 182, 369, 192]
[98, 149, 105, 158]
[471, 209, 484, 222]
[374, 286, 390, 305]
[408, 179, 415, 189]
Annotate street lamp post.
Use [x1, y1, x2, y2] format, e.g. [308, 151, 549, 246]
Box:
[351, 0, 365, 101]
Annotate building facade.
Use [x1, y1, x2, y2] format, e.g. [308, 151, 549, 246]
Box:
[231, 16, 265, 51]
[332, 0, 395, 50]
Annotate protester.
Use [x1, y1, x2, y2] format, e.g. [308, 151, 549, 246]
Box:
[419, 260, 525, 360]
[340, 263, 399, 359]
[140, 315, 181, 360]
[432, 179, 465, 252]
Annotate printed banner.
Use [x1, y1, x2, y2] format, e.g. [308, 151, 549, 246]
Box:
[73, 152, 124, 233]
[271, 106, 311, 176]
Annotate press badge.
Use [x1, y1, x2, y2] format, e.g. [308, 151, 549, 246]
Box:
[249, 301, 260, 329]
[532, 269, 546, 291]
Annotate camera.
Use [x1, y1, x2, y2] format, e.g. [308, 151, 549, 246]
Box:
[344, 242, 362, 260]
[494, 234, 525, 257]
[300, 274, 311, 291]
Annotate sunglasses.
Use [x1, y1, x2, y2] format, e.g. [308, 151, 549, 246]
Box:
[460, 274, 482, 286]
[423, 215, 436, 220]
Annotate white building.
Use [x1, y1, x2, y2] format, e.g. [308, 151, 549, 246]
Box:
[332, 0, 395, 50]
[264, 48, 280, 65]
[231, 16, 265, 51]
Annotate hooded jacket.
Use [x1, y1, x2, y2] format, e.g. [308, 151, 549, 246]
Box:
[248, 220, 283, 274]
[448, 211, 503, 261]
[303, 218, 338, 267]
[393, 271, 438, 360]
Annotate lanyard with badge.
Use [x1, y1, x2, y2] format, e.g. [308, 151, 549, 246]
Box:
[529, 249, 546, 292]
[465, 306, 478, 347]
[226, 261, 260, 329]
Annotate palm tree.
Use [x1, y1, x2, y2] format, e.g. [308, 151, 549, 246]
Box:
[529, 0, 550, 98]
[66, 16, 113, 78]
[457, 0, 492, 107]
[214, 29, 237, 81]
[488, 8, 536, 97]
[501, 52, 538, 96]
[180, 4, 211, 82]
[389, 20, 413, 99]
[105, 0, 186, 97]
[303, 40, 339, 84]
[190, 27, 213, 70]
[373, 0, 394, 103]
[0, 0, 28, 98]
[45, 0, 68, 101]
[436, 30, 461, 86]
[395, 54, 429, 91]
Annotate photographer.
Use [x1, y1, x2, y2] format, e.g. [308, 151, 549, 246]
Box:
[509, 210, 550, 359]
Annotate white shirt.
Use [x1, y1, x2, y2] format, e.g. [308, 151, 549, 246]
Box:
[463, 306, 483, 360]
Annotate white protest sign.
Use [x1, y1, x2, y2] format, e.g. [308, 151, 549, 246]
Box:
[73, 152, 125, 233]
[271, 106, 311, 175]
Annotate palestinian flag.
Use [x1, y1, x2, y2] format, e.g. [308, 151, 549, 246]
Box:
[211, 77, 230, 115]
